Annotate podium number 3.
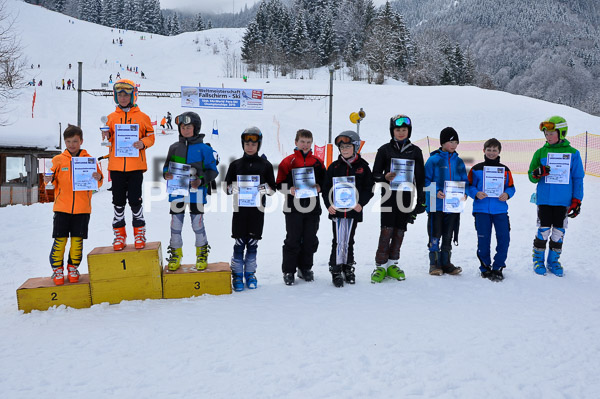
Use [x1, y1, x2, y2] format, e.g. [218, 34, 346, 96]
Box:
[121, 259, 126, 270]
[194, 281, 201, 290]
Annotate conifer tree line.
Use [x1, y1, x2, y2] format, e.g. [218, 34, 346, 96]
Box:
[241, 0, 475, 85]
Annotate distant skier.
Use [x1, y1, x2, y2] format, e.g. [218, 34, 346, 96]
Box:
[166, 112, 173, 130]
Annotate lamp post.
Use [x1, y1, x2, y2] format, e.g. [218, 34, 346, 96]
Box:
[328, 66, 334, 143]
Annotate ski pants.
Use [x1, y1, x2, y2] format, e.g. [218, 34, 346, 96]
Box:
[427, 211, 459, 253]
[474, 212, 510, 271]
[282, 212, 320, 274]
[534, 205, 567, 251]
[169, 213, 208, 249]
[230, 237, 259, 274]
[329, 218, 357, 267]
[375, 226, 405, 265]
[111, 170, 144, 228]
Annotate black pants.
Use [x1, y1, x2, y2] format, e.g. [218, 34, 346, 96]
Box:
[52, 212, 90, 238]
[282, 212, 320, 273]
[537, 205, 567, 228]
[427, 211, 460, 252]
[329, 218, 358, 267]
[111, 170, 144, 228]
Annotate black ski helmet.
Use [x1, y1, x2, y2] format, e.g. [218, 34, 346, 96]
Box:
[241, 126, 263, 151]
[389, 114, 412, 138]
[175, 112, 202, 136]
[334, 130, 361, 154]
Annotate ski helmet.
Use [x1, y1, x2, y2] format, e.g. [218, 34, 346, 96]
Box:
[389, 114, 412, 138]
[175, 112, 202, 136]
[334, 130, 361, 154]
[113, 79, 138, 106]
[241, 126, 263, 151]
[539, 115, 568, 140]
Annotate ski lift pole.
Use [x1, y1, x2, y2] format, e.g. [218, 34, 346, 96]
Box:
[77, 62, 83, 127]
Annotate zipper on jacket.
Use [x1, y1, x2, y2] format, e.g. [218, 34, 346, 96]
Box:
[123, 112, 128, 172]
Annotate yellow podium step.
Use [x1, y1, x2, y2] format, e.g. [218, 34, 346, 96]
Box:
[16, 274, 92, 313]
[162, 262, 232, 299]
[87, 241, 163, 305]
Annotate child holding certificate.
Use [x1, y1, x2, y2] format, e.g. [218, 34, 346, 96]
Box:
[424, 127, 469, 276]
[163, 112, 218, 271]
[371, 115, 426, 283]
[467, 138, 515, 281]
[276, 129, 326, 285]
[45, 125, 103, 285]
[322, 131, 374, 287]
[224, 127, 276, 291]
[102, 79, 155, 250]
[528, 116, 584, 277]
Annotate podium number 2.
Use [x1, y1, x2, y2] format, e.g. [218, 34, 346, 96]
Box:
[121, 259, 126, 270]
[51, 292, 57, 301]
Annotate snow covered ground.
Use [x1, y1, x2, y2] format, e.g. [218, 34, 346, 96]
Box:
[1, 1, 600, 398]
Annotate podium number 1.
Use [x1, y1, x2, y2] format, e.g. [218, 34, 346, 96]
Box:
[121, 259, 126, 270]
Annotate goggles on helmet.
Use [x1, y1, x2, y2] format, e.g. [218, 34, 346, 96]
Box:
[539, 121, 566, 132]
[242, 133, 261, 143]
[393, 116, 411, 127]
[334, 136, 352, 146]
[175, 114, 192, 125]
[113, 82, 134, 94]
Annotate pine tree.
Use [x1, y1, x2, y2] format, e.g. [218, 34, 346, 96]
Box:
[196, 13, 205, 31]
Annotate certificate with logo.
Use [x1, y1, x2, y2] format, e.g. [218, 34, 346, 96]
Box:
[483, 166, 505, 198]
[167, 162, 191, 196]
[115, 124, 139, 157]
[237, 175, 260, 207]
[72, 157, 98, 191]
[292, 167, 317, 198]
[333, 176, 357, 209]
[443, 181, 466, 213]
[390, 158, 415, 191]
[545, 153, 571, 185]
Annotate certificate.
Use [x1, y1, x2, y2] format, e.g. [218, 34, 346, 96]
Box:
[390, 158, 415, 191]
[71, 157, 98, 191]
[443, 181, 466, 213]
[483, 166, 505, 198]
[167, 162, 191, 196]
[545, 153, 571, 185]
[333, 176, 357, 209]
[115, 124, 139, 158]
[292, 167, 317, 198]
[237, 175, 260, 207]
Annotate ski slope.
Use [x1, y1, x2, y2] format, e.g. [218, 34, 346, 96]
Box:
[1, 1, 600, 398]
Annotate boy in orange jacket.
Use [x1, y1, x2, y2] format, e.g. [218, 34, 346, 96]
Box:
[45, 125, 103, 285]
[101, 79, 155, 250]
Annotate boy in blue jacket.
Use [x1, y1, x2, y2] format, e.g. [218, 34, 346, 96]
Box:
[467, 138, 515, 281]
[163, 112, 218, 271]
[528, 116, 584, 277]
[424, 127, 469, 276]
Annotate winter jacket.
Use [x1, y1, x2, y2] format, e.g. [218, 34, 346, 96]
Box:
[528, 139, 584, 207]
[424, 148, 469, 213]
[106, 105, 155, 172]
[163, 133, 218, 205]
[467, 156, 515, 214]
[322, 154, 374, 222]
[225, 153, 276, 239]
[276, 149, 325, 215]
[51, 149, 103, 214]
[372, 139, 426, 213]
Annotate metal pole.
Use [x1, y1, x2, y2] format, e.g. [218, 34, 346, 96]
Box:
[328, 67, 334, 143]
[77, 62, 83, 127]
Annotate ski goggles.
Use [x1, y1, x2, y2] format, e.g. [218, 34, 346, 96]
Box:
[242, 133, 261, 142]
[175, 114, 192, 125]
[113, 82, 134, 94]
[334, 136, 353, 146]
[392, 116, 411, 127]
[539, 121, 566, 131]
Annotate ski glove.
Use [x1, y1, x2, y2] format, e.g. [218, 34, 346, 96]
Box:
[532, 165, 551, 178]
[567, 198, 581, 218]
[226, 184, 239, 195]
[258, 183, 273, 195]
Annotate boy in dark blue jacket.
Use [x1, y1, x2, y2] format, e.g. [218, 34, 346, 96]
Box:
[163, 112, 218, 271]
[528, 116, 584, 277]
[467, 138, 515, 281]
[424, 127, 469, 276]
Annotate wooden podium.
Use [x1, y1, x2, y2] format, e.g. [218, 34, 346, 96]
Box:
[162, 262, 232, 298]
[17, 274, 92, 313]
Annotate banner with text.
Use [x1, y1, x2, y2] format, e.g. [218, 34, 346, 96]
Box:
[181, 86, 264, 110]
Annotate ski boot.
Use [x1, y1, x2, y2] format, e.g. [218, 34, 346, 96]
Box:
[67, 264, 80, 283]
[196, 244, 210, 270]
[245, 272, 257, 289]
[547, 249, 563, 277]
[166, 246, 183, 271]
[440, 250, 462, 275]
[480, 265, 493, 280]
[532, 247, 546, 276]
[232, 272, 244, 292]
[133, 226, 146, 249]
[330, 265, 344, 287]
[371, 265, 387, 283]
[283, 272, 295, 286]
[112, 226, 126, 251]
[342, 263, 356, 284]
[52, 266, 64, 286]
[490, 267, 504, 282]
[297, 268, 314, 282]
[387, 262, 406, 281]
[428, 252, 443, 276]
